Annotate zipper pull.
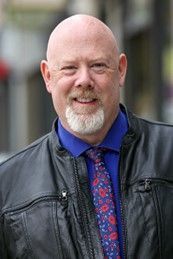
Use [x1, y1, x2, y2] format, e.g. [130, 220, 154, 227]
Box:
[60, 190, 68, 204]
[138, 179, 152, 192]
[144, 179, 151, 191]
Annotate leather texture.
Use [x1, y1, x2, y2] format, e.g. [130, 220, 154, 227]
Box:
[1, 105, 173, 259]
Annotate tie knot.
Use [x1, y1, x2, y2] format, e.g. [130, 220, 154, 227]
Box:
[85, 147, 106, 161]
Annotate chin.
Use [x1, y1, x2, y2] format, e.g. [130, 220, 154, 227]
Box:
[66, 106, 105, 135]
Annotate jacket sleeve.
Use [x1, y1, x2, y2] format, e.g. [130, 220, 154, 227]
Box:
[0, 218, 8, 259]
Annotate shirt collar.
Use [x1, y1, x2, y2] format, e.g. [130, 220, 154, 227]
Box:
[57, 109, 128, 157]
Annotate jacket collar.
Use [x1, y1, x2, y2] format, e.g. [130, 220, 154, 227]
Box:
[50, 104, 139, 154]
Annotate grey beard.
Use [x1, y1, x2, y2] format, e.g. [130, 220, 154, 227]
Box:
[65, 106, 105, 135]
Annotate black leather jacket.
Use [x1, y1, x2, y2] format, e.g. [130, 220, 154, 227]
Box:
[1, 107, 173, 259]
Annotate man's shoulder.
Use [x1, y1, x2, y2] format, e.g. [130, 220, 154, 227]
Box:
[136, 115, 173, 132]
[0, 132, 59, 213]
[129, 112, 173, 145]
[122, 104, 173, 134]
[0, 133, 50, 171]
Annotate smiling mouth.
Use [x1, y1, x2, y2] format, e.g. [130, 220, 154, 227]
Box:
[74, 97, 97, 104]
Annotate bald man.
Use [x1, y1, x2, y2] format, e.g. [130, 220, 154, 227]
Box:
[1, 14, 173, 259]
[41, 14, 127, 145]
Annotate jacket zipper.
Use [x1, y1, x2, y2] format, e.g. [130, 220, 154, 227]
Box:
[119, 149, 128, 259]
[72, 158, 95, 259]
[2, 192, 68, 215]
[119, 198, 126, 259]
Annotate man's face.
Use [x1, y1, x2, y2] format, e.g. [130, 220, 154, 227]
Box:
[41, 22, 127, 142]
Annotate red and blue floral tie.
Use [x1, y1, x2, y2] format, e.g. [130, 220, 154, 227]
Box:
[86, 147, 121, 259]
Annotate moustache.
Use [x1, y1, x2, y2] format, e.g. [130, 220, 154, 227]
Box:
[68, 90, 99, 101]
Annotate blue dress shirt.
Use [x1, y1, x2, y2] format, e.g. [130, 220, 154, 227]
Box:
[56, 109, 128, 258]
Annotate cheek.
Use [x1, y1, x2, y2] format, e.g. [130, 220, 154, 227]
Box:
[50, 79, 73, 117]
[100, 85, 120, 117]
[50, 86, 65, 115]
[100, 77, 119, 101]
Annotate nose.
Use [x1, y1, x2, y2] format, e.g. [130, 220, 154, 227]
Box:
[75, 66, 94, 89]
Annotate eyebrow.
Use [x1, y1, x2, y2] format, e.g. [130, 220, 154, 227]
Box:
[54, 54, 115, 69]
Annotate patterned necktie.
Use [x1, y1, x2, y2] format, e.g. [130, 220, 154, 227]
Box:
[86, 147, 121, 259]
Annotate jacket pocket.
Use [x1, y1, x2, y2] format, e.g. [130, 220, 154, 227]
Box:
[124, 177, 173, 259]
[137, 178, 173, 258]
[3, 192, 88, 259]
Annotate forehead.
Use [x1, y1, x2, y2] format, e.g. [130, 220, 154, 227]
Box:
[59, 32, 108, 51]
[47, 18, 118, 64]
[51, 31, 116, 65]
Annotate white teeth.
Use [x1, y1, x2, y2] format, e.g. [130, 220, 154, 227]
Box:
[77, 98, 95, 103]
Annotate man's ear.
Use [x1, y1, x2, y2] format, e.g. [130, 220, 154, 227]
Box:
[118, 53, 127, 87]
[40, 60, 52, 93]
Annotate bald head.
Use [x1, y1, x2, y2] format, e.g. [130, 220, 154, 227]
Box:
[46, 14, 119, 63]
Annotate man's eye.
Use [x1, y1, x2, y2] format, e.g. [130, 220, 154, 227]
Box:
[62, 66, 77, 70]
[61, 66, 77, 75]
[91, 63, 107, 73]
[93, 63, 106, 68]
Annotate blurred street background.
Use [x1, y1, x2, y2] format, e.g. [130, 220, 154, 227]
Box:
[0, 0, 173, 158]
